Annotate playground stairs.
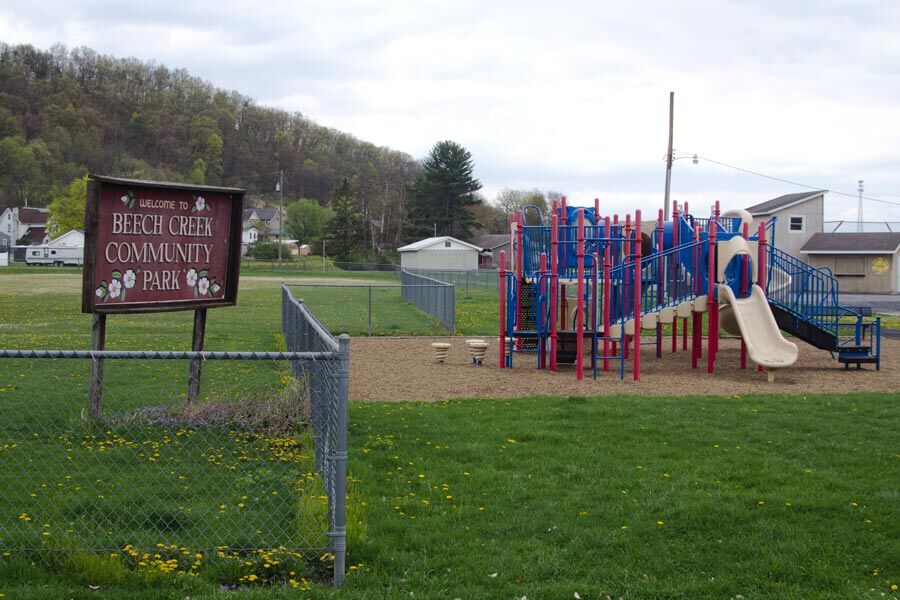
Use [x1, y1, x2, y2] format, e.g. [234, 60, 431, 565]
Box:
[765, 247, 880, 370]
[769, 305, 837, 351]
[516, 279, 539, 351]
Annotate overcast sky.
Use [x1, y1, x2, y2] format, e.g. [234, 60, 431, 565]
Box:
[3, 0, 900, 223]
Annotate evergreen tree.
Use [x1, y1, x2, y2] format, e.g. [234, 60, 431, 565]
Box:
[409, 140, 482, 241]
[326, 179, 363, 260]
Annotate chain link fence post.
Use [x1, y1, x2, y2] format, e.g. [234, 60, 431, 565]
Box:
[330, 333, 350, 586]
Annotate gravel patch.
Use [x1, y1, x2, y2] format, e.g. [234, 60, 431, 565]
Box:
[350, 336, 898, 402]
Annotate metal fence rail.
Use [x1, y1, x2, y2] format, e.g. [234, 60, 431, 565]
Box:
[397, 267, 499, 290]
[398, 270, 456, 333]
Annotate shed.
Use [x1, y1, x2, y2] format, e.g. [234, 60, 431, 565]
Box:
[474, 233, 511, 269]
[800, 233, 900, 293]
[47, 229, 85, 248]
[398, 236, 481, 271]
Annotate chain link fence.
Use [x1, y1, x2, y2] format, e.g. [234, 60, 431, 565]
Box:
[285, 280, 455, 336]
[399, 270, 456, 333]
[0, 291, 349, 588]
[397, 267, 499, 290]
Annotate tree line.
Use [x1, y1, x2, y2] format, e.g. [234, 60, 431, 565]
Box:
[0, 42, 563, 259]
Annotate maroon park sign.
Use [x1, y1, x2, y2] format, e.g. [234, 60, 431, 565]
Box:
[82, 175, 244, 314]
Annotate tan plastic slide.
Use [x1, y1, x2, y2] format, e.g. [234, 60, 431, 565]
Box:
[717, 284, 798, 381]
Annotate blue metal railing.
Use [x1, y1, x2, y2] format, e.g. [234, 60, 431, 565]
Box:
[765, 245, 866, 346]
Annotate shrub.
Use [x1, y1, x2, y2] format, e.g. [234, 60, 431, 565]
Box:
[250, 242, 291, 261]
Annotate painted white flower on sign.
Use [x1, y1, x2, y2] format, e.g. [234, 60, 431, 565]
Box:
[186, 268, 198, 287]
[195, 196, 206, 212]
[108, 278, 122, 299]
[198, 276, 210, 296]
[123, 269, 137, 289]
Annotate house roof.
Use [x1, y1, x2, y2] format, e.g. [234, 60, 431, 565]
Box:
[746, 191, 827, 216]
[17, 207, 49, 224]
[21, 226, 46, 245]
[474, 233, 510, 250]
[800, 233, 900, 254]
[254, 207, 279, 221]
[47, 229, 85, 247]
[242, 208, 258, 221]
[397, 236, 482, 252]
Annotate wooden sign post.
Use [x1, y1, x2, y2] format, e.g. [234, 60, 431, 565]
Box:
[82, 176, 244, 416]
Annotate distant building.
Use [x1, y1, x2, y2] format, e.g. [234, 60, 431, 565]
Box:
[801, 233, 900, 293]
[0, 231, 10, 252]
[398, 236, 481, 271]
[0, 206, 49, 245]
[46, 229, 84, 248]
[241, 223, 261, 255]
[474, 233, 511, 269]
[746, 191, 826, 259]
[244, 207, 282, 242]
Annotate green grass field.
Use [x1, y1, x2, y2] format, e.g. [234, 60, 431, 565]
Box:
[0, 271, 897, 599]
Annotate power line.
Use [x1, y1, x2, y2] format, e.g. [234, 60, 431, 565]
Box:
[684, 153, 900, 208]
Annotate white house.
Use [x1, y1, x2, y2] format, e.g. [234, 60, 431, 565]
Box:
[398, 236, 481, 270]
[241, 223, 260, 256]
[0, 206, 49, 245]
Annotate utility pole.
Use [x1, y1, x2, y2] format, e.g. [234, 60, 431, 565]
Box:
[663, 91, 675, 222]
[857, 180, 864, 232]
[277, 170, 284, 261]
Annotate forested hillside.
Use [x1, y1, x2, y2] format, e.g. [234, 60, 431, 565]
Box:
[0, 42, 424, 252]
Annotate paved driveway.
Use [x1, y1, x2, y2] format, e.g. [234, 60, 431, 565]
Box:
[839, 293, 900, 315]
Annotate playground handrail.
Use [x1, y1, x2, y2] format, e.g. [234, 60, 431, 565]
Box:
[765, 245, 848, 340]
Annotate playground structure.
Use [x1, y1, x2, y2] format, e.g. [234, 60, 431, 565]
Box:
[498, 198, 882, 381]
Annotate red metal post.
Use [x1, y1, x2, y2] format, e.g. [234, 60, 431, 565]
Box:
[692, 222, 701, 369]
[656, 208, 664, 359]
[758, 220, 768, 373]
[540, 252, 548, 368]
[681, 202, 689, 351]
[633, 210, 642, 381]
[576, 209, 585, 380]
[516, 211, 524, 281]
[611, 214, 619, 359]
[514, 211, 524, 350]
[499, 250, 506, 368]
[707, 219, 718, 374]
[550, 214, 559, 372]
[623, 214, 632, 361]
[560, 196, 568, 274]
[603, 216, 611, 373]
[740, 223, 749, 369]
[671, 201, 679, 354]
